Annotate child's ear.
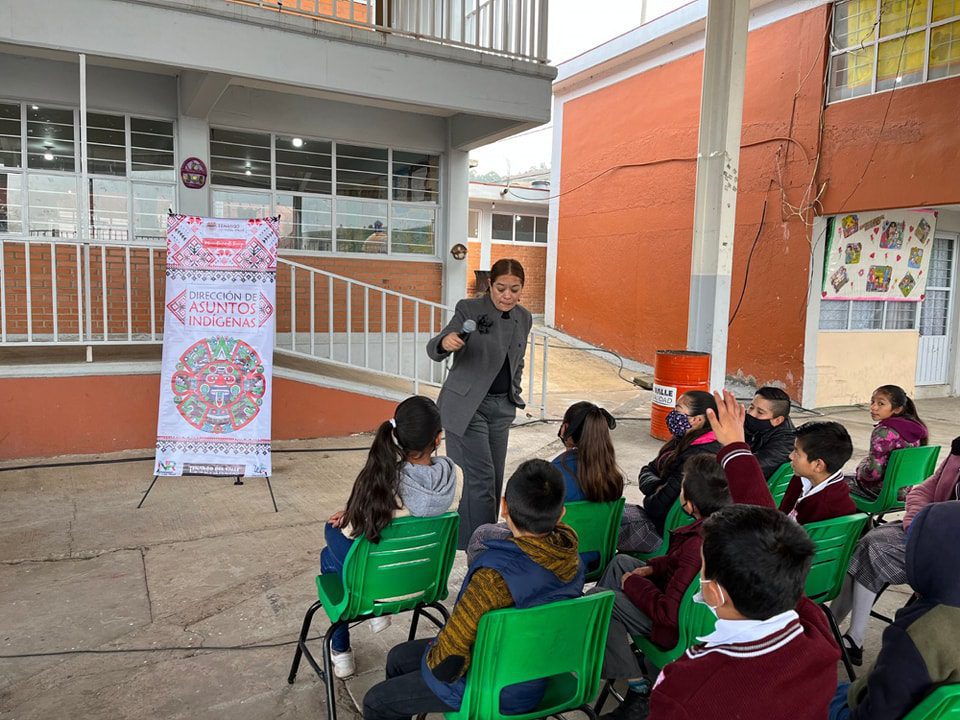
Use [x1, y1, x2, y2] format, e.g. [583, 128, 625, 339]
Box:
[433, 431, 443, 451]
[559, 506, 566, 522]
[500, 497, 509, 521]
[702, 578, 726, 609]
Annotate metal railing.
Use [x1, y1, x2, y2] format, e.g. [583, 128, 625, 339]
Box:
[230, 0, 549, 63]
[0, 237, 549, 417]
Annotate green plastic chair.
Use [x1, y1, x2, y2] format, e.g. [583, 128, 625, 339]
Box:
[803, 513, 870, 682]
[288, 512, 460, 720]
[767, 461, 795, 506]
[853, 445, 941, 521]
[444, 591, 615, 720]
[630, 498, 695, 562]
[564, 498, 626, 581]
[904, 685, 960, 719]
[633, 573, 718, 669]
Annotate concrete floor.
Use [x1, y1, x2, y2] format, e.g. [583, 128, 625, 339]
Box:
[1, 356, 955, 718]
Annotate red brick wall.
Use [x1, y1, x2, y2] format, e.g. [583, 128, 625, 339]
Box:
[465, 241, 547, 314]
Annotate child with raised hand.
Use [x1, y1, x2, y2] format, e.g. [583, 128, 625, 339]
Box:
[362, 459, 584, 720]
[593, 454, 732, 720]
[848, 384, 928, 499]
[321, 395, 458, 679]
[620, 391, 721, 553]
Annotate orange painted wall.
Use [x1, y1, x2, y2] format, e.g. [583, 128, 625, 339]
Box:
[556, 7, 830, 397]
[0, 373, 395, 460]
[818, 75, 960, 215]
[466, 241, 547, 313]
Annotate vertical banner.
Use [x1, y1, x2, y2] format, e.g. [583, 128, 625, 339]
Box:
[154, 215, 278, 477]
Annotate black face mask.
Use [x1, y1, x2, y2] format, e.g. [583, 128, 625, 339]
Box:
[744, 414, 774, 434]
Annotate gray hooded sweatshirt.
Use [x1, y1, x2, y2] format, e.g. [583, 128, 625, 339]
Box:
[399, 456, 459, 517]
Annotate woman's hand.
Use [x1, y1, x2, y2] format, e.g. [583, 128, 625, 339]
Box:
[328, 510, 346, 527]
[441, 332, 465, 353]
[706, 389, 746, 446]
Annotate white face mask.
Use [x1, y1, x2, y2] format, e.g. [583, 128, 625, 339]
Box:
[694, 579, 724, 617]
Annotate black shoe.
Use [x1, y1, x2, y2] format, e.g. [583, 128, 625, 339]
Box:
[842, 634, 863, 666]
[601, 690, 650, 720]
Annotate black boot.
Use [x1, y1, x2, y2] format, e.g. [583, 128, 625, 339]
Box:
[842, 633, 863, 666]
[600, 690, 650, 720]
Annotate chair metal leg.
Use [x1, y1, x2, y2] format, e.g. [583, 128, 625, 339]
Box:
[577, 702, 600, 720]
[594, 679, 614, 715]
[322, 629, 339, 720]
[288, 600, 322, 684]
[408, 602, 450, 641]
[408, 606, 421, 641]
[822, 604, 856, 681]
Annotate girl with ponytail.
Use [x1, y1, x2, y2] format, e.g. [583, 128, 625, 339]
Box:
[554, 401, 624, 502]
[847, 384, 929, 499]
[320, 395, 459, 678]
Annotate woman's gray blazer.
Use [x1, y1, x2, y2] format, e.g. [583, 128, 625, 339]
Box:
[426, 294, 533, 437]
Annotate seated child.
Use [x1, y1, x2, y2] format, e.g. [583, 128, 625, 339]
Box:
[847, 384, 928, 500]
[467, 401, 624, 566]
[361, 459, 584, 720]
[647, 504, 840, 720]
[321, 396, 458, 678]
[745, 386, 797, 479]
[620, 391, 721, 554]
[720, 420, 856, 524]
[831, 437, 960, 666]
[593, 454, 732, 720]
[828, 501, 960, 720]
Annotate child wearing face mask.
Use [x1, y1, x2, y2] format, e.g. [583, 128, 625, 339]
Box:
[847, 384, 928, 500]
[744, 386, 796, 479]
[618, 391, 721, 554]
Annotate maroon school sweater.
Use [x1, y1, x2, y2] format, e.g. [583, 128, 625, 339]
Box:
[779, 474, 857, 524]
[648, 597, 841, 720]
[622, 520, 703, 649]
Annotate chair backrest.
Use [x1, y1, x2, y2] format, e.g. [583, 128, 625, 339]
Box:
[803, 513, 870, 604]
[904, 685, 960, 719]
[563, 498, 626, 581]
[767, 462, 795, 505]
[631, 498, 697, 562]
[341, 512, 459, 618]
[634, 573, 717, 668]
[452, 592, 615, 720]
[881, 445, 942, 507]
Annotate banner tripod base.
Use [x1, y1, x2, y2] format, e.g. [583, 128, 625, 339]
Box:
[137, 474, 277, 512]
[234, 476, 244, 485]
[137, 475, 159, 508]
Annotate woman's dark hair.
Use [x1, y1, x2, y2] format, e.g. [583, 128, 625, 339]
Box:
[875, 384, 928, 445]
[657, 390, 718, 475]
[342, 396, 442, 542]
[681, 455, 731, 518]
[489, 258, 525, 287]
[560, 402, 624, 502]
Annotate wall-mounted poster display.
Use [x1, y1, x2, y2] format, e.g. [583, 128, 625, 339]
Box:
[823, 208, 938, 302]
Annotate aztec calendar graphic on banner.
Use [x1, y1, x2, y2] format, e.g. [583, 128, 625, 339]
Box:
[172, 337, 266, 433]
[155, 215, 278, 478]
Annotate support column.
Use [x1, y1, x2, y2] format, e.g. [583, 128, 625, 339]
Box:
[176, 116, 211, 217]
[443, 147, 469, 308]
[686, 0, 750, 391]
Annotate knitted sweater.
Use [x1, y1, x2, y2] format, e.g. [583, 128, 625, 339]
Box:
[778, 473, 857, 524]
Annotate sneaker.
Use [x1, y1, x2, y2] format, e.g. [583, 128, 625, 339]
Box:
[601, 690, 650, 720]
[368, 616, 392, 634]
[330, 647, 355, 678]
[842, 634, 863, 667]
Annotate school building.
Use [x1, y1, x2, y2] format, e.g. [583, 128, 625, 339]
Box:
[548, 0, 960, 408]
[0, 0, 554, 460]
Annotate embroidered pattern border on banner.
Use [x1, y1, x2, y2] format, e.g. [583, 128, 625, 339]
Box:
[154, 215, 278, 477]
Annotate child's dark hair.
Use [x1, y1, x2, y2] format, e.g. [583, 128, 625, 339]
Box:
[489, 258, 525, 287]
[702, 504, 814, 619]
[795, 421, 854, 474]
[874, 384, 928, 445]
[560, 401, 624, 502]
[658, 390, 718, 474]
[343, 396, 442, 542]
[755, 386, 791, 418]
[681, 455, 732, 518]
[504, 459, 565, 534]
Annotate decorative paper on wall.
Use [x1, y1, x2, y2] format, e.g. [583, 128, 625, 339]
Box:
[822, 209, 938, 302]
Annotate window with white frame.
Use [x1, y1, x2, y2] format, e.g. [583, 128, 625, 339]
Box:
[829, 0, 960, 102]
[209, 128, 440, 256]
[819, 298, 919, 329]
[0, 101, 176, 244]
[491, 212, 548, 244]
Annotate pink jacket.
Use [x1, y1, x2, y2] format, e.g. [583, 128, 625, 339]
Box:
[903, 453, 960, 530]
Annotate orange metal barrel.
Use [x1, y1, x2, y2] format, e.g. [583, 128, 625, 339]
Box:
[650, 351, 711, 441]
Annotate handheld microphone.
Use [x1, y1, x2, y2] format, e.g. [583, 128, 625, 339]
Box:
[457, 319, 477, 341]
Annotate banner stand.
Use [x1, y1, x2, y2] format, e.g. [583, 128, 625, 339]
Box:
[137, 474, 278, 512]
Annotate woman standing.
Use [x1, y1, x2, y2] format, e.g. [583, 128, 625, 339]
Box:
[427, 258, 532, 549]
